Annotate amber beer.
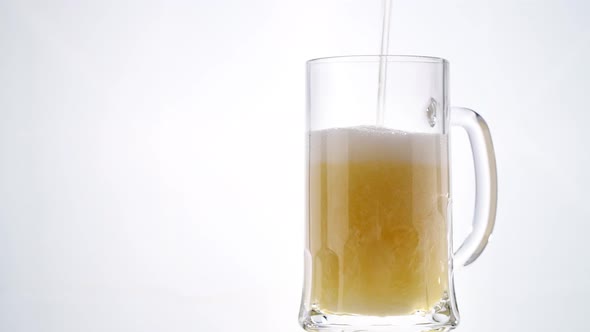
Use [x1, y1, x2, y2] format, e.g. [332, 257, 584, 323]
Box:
[308, 126, 450, 316]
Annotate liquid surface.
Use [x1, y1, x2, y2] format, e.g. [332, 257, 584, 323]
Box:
[308, 126, 450, 316]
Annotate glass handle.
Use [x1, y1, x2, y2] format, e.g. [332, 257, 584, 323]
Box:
[451, 107, 498, 268]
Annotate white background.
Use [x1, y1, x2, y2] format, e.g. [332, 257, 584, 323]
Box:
[1, 0, 589, 331]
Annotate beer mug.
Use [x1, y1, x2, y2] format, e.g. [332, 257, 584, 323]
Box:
[299, 55, 497, 332]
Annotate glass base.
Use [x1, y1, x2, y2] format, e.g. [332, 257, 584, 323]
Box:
[299, 300, 458, 332]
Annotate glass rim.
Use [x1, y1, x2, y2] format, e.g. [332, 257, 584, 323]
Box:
[307, 55, 448, 65]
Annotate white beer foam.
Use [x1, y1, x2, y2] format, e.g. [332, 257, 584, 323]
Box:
[310, 126, 446, 165]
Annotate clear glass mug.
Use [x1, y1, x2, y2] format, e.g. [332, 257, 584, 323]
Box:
[299, 56, 497, 332]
